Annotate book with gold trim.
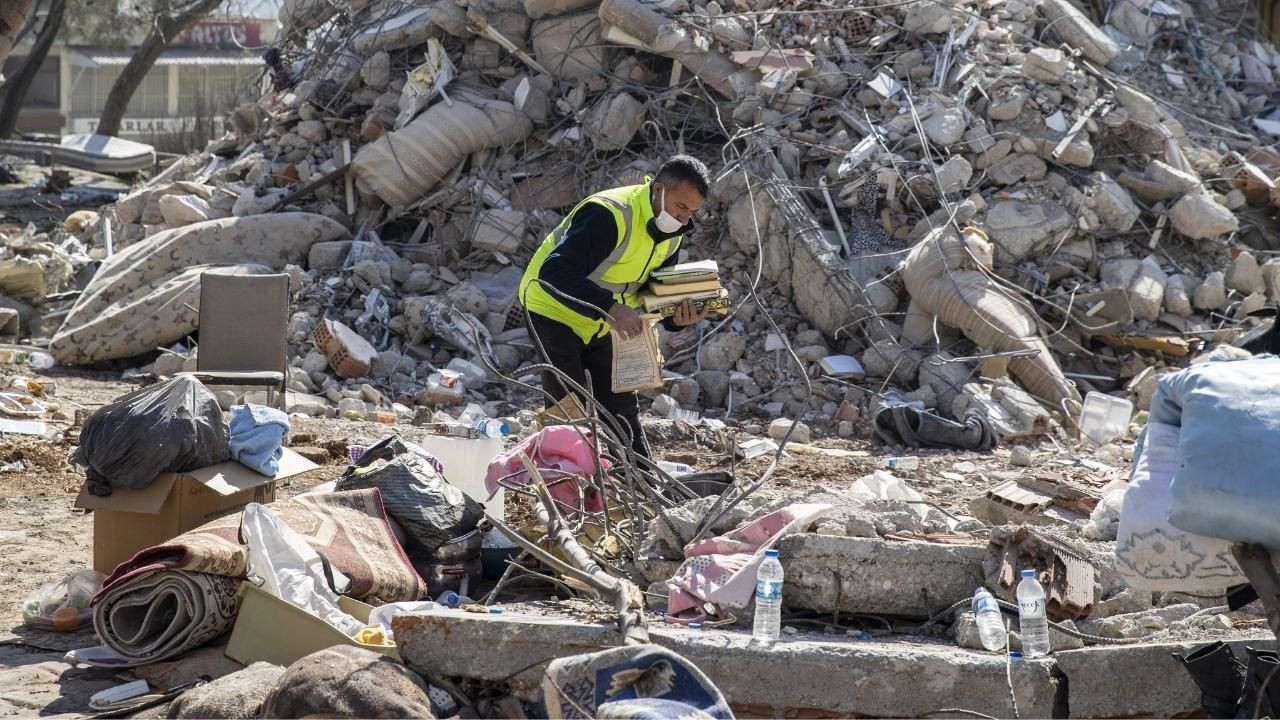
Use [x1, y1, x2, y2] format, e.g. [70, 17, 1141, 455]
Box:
[643, 289, 731, 316]
[647, 278, 723, 296]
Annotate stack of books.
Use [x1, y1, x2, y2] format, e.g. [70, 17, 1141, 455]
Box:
[642, 260, 731, 317]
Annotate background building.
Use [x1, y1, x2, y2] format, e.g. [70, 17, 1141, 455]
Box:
[2, 2, 278, 149]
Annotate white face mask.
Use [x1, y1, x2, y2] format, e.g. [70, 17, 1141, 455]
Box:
[653, 187, 684, 234]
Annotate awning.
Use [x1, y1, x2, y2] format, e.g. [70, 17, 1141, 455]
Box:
[70, 48, 264, 68]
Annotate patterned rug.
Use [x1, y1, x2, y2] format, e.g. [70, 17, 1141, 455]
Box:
[92, 571, 238, 665]
[92, 489, 425, 664]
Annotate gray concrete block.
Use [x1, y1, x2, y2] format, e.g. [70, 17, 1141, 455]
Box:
[1055, 638, 1277, 718]
[393, 610, 1060, 718]
[778, 533, 988, 618]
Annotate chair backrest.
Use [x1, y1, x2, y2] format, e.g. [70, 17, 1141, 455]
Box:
[196, 273, 289, 374]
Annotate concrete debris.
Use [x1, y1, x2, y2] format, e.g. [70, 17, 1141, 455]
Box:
[1193, 271, 1228, 311]
[8, 0, 1279, 591]
[767, 417, 809, 444]
[1169, 192, 1239, 240]
[1036, 0, 1120, 65]
[1227, 250, 1265, 295]
[1023, 47, 1067, 84]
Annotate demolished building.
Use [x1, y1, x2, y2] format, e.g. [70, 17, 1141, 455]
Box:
[0, 0, 1275, 440]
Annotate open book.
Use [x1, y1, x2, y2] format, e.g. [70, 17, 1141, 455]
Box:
[650, 260, 719, 284]
[611, 322, 664, 393]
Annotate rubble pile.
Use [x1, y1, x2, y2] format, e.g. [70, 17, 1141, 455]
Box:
[21, 0, 1280, 433]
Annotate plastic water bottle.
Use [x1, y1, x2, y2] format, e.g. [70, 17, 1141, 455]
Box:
[972, 587, 1006, 651]
[1016, 568, 1050, 657]
[882, 456, 920, 471]
[472, 418, 509, 438]
[27, 351, 53, 370]
[753, 549, 784, 644]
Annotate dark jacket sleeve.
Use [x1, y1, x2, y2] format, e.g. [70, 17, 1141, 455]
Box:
[537, 203, 619, 320]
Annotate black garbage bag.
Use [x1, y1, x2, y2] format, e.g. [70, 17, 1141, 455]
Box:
[335, 435, 483, 553]
[72, 376, 230, 497]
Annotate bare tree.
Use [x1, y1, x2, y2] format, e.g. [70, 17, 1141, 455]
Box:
[0, 0, 37, 71]
[95, 0, 226, 138]
[0, 0, 65, 138]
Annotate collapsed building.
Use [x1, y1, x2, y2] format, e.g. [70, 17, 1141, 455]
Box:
[0, 0, 1270, 443]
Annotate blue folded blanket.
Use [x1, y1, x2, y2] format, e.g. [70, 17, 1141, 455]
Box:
[228, 404, 290, 476]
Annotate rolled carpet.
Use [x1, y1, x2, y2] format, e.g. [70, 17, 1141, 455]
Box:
[92, 570, 238, 665]
[92, 489, 425, 665]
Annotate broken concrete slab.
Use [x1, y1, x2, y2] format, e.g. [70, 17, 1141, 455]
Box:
[1170, 192, 1239, 240]
[393, 610, 1061, 718]
[1115, 85, 1162, 127]
[471, 209, 527, 254]
[1055, 639, 1279, 718]
[584, 92, 646, 151]
[1091, 172, 1140, 232]
[903, 1, 954, 34]
[1036, 0, 1121, 66]
[984, 199, 1072, 262]
[987, 153, 1047, 185]
[1023, 47, 1067, 83]
[922, 106, 967, 145]
[1227, 250, 1265, 295]
[779, 533, 987, 618]
[527, 9, 601, 81]
[1193, 270, 1227, 310]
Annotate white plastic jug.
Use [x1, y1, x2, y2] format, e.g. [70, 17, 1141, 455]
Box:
[412, 434, 505, 520]
[1079, 392, 1133, 446]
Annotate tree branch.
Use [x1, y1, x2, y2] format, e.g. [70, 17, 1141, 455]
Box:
[95, 0, 226, 137]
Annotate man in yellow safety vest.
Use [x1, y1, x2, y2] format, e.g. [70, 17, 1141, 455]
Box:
[519, 156, 714, 459]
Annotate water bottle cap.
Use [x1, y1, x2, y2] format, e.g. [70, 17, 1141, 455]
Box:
[1020, 568, 1036, 578]
[488, 607, 503, 614]
[764, 549, 779, 558]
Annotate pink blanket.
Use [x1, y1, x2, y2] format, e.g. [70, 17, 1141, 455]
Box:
[484, 426, 610, 513]
[667, 503, 831, 619]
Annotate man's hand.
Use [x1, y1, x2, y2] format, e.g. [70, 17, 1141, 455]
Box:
[673, 298, 712, 327]
[608, 303, 646, 339]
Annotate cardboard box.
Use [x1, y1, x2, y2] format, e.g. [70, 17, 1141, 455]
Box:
[225, 582, 398, 666]
[75, 449, 319, 574]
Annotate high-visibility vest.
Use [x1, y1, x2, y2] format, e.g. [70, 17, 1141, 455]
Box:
[519, 181, 682, 344]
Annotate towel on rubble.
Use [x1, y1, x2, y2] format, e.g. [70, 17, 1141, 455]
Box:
[228, 404, 290, 476]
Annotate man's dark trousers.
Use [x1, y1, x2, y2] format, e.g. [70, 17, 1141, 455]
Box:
[528, 312, 651, 460]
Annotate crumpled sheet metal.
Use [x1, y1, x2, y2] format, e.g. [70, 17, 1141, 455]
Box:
[899, 227, 1082, 418]
[50, 213, 348, 364]
[351, 90, 532, 207]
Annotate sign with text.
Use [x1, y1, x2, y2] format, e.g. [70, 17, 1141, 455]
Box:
[72, 117, 198, 135]
[178, 20, 261, 49]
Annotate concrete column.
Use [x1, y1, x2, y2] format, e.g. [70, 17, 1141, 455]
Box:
[166, 64, 179, 118]
[59, 50, 70, 133]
